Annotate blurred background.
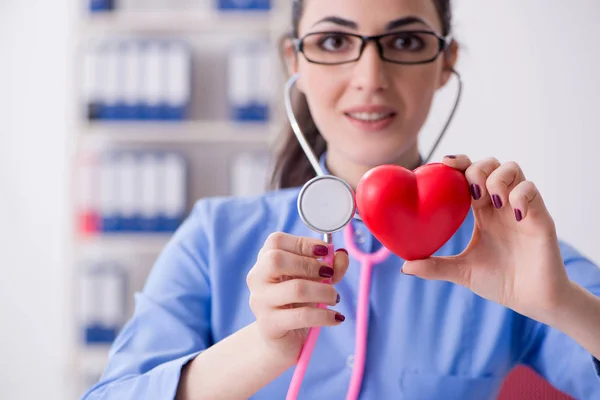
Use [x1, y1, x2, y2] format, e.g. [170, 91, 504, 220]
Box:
[1, 0, 599, 399]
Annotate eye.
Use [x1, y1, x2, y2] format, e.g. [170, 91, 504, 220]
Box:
[318, 34, 352, 52]
[390, 32, 425, 51]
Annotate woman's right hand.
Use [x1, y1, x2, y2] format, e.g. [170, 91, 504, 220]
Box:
[246, 232, 350, 363]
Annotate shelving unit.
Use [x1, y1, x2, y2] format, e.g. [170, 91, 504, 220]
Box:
[76, 233, 174, 254]
[80, 120, 281, 144]
[77, 9, 286, 34]
[68, 1, 292, 397]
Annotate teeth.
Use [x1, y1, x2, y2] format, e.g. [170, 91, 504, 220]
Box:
[348, 112, 392, 122]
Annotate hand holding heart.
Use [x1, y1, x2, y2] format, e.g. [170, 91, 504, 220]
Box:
[358, 155, 573, 325]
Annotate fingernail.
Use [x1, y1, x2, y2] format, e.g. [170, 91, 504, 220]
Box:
[314, 245, 329, 256]
[515, 209, 523, 222]
[492, 194, 503, 209]
[445, 155, 457, 159]
[335, 248, 348, 256]
[470, 184, 482, 200]
[336, 293, 340, 304]
[319, 266, 334, 278]
[335, 313, 346, 322]
[401, 268, 413, 276]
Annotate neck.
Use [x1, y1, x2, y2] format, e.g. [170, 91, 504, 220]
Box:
[326, 147, 422, 189]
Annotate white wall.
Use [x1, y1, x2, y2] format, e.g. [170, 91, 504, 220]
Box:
[0, 1, 598, 399]
[0, 0, 71, 399]
[424, 0, 600, 264]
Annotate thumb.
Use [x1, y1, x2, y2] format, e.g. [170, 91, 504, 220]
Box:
[401, 256, 471, 287]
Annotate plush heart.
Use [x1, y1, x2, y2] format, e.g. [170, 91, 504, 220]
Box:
[355, 163, 472, 261]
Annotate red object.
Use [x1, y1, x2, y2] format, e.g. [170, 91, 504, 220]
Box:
[78, 212, 101, 235]
[355, 163, 471, 261]
[498, 366, 573, 400]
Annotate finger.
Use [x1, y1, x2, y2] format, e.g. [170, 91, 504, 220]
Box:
[464, 157, 502, 209]
[261, 279, 340, 308]
[401, 256, 471, 287]
[259, 249, 335, 283]
[331, 248, 350, 285]
[260, 232, 330, 259]
[441, 154, 472, 171]
[264, 307, 346, 337]
[486, 161, 526, 211]
[508, 180, 556, 232]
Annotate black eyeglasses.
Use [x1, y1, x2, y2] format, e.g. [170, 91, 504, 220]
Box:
[293, 30, 452, 65]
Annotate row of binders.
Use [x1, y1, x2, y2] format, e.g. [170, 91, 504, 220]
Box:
[228, 40, 273, 122]
[90, 0, 271, 12]
[77, 150, 188, 234]
[79, 259, 128, 344]
[81, 38, 273, 122]
[82, 39, 192, 121]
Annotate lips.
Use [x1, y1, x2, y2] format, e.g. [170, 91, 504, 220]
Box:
[346, 111, 394, 122]
[344, 105, 397, 132]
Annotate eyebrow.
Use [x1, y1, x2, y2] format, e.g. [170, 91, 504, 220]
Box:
[312, 16, 428, 31]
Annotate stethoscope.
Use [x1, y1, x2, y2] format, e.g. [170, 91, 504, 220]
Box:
[284, 69, 463, 400]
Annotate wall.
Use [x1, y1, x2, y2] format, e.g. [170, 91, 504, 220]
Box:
[425, 0, 600, 264]
[0, 0, 71, 399]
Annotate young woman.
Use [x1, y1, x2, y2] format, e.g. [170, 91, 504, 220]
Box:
[83, 0, 600, 399]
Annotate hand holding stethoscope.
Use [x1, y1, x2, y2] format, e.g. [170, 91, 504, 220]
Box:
[245, 229, 351, 364]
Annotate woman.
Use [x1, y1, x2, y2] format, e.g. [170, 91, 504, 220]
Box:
[83, 0, 600, 399]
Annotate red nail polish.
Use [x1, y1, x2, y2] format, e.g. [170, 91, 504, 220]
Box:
[335, 313, 346, 322]
[470, 184, 482, 200]
[314, 245, 328, 256]
[445, 155, 457, 159]
[335, 248, 348, 255]
[515, 209, 523, 222]
[492, 194, 503, 209]
[319, 266, 334, 278]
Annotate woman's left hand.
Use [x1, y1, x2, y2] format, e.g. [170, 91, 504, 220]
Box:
[401, 155, 574, 324]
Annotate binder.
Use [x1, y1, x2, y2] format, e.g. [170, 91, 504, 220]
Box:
[122, 41, 144, 120]
[139, 153, 161, 231]
[116, 152, 139, 231]
[89, 0, 114, 13]
[100, 153, 119, 232]
[141, 42, 166, 120]
[158, 153, 187, 231]
[165, 42, 191, 120]
[217, 0, 271, 11]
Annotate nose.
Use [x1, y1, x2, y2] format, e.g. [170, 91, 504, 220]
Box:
[350, 40, 390, 92]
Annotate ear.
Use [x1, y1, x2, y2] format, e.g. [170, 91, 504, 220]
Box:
[438, 40, 459, 89]
[283, 37, 298, 74]
[282, 36, 305, 93]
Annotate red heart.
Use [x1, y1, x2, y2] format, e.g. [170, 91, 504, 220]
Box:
[355, 163, 472, 261]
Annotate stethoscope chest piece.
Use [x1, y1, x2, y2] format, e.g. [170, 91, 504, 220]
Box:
[298, 175, 356, 239]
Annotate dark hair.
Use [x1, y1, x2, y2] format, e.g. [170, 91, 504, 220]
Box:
[269, 0, 453, 190]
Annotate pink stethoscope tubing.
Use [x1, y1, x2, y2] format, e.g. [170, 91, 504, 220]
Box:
[286, 223, 391, 400]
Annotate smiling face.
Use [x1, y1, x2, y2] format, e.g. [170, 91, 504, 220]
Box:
[286, 0, 457, 186]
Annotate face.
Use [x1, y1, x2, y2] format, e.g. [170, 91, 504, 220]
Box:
[287, 0, 457, 179]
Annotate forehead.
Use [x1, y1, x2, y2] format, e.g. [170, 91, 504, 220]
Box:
[299, 0, 442, 34]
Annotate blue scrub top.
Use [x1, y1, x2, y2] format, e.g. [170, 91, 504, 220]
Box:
[83, 154, 600, 400]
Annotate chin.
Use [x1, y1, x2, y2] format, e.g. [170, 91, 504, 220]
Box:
[344, 145, 406, 170]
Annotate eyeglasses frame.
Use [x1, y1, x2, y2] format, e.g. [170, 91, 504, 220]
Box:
[292, 29, 454, 66]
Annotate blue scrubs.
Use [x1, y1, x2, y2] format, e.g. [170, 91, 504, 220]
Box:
[83, 154, 600, 399]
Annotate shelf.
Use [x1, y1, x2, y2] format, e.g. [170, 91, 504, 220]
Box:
[77, 233, 174, 254]
[80, 120, 280, 145]
[78, 9, 285, 34]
